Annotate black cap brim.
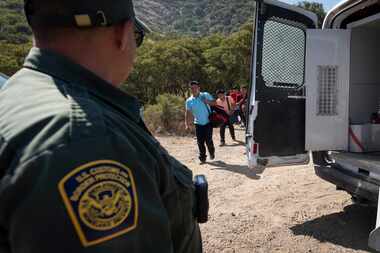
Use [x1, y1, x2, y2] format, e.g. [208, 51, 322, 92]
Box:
[135, 17, 151, 33]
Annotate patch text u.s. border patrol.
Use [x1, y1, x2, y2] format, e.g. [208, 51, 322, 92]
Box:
[58, 160, 138, 247]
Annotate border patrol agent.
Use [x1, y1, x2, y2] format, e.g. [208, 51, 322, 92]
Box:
[0, 0, 205, 252]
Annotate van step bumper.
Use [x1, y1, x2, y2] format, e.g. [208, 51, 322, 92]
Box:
[314, 164, 379, 203]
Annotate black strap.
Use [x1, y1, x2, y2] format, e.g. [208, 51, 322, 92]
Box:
[27, 13, 109, 28]
[227, 97, 231, 111]
[199, 94, 211, 115]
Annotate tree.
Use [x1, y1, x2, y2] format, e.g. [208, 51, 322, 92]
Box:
[0, 41, 31, 75]
[123, 22, 254, 104]
[202, 23, 253, 92]
[297, 1, 326, 28]
[122, 35, 207, 103]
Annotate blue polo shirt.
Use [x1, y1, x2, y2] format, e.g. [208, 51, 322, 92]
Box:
[186, 92, 214, 126]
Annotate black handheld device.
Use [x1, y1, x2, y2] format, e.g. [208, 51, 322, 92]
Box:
[194, 175, 209, 224]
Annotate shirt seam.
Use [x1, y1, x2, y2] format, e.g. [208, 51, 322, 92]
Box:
[14, 134, 108, 170]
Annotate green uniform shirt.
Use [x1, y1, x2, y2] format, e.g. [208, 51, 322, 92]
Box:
[0, 48, 202, 253]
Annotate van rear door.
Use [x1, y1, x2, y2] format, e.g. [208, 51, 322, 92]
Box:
[246, 0, 317, 167]
[305, 29, 350, 151]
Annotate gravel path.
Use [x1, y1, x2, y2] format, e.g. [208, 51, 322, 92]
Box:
[157, 127, 377, 253]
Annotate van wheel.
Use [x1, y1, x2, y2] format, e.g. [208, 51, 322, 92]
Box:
[257, 158, 269, 166]
[312, 151, 333, 166]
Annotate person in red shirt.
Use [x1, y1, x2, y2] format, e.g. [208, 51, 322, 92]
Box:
[230, 86, 243, 105]
[229, 86, 244, 125]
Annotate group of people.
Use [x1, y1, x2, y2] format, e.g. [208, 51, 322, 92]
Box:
[185, 81, 248, 164]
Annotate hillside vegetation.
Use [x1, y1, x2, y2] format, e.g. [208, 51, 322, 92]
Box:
[0, 0, 255, 105]
[124, 23, 253, 105]
[0, 0, 31, 43]
[0, 0, 254, 44]
[135, 0, 255, 35]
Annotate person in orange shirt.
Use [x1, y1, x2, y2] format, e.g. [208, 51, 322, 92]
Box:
[216, 89, 237, 146]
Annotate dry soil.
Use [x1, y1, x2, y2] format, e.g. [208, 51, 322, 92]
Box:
[157, 127, 377, 253]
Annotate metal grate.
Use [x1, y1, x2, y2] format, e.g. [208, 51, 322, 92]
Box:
[317, 66, 338, 116]
[262, 19, 306, 89]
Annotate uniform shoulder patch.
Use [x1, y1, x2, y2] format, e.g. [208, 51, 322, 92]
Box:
[58, 160, 138, 247]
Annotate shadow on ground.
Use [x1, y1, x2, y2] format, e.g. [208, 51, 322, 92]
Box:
[291, 204, 377, 252]
[221, 141, 245, 147]
[207, 161, 265, 180]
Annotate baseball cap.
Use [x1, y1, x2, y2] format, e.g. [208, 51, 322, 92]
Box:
[24, 0, 150, 47]
[24, 0, 150, 36]
[189, 81, 200, 87]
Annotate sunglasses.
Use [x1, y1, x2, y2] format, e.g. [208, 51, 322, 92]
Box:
[134, 21, 145, 48]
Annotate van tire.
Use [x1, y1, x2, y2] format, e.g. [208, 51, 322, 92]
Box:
[312, 151, 333, 166]
[257, 158, 269, 166]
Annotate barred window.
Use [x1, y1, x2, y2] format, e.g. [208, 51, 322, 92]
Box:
[317, 66, 338, 116]
[262, 19, 306, 89]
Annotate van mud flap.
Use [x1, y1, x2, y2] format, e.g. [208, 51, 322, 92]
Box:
[369, 188, 380, 251]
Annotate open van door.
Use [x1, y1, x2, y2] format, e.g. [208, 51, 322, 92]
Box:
[246, 0, 350, 167]
[305, 29, 350, 151]
[246, 0, 317, 167]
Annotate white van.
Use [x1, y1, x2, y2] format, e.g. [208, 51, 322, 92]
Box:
[246, 0, 380, 249]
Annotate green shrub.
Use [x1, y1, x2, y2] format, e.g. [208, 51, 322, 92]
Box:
[144, 93, 187, 135]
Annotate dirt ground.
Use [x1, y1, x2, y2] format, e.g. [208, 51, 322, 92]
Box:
[157, 127, 378, 253]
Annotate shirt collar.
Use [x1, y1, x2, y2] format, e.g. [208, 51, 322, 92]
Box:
[23, 47, 141, 123]
[192, 92, 202, 99]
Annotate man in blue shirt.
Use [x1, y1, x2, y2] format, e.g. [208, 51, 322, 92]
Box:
[185, 81, 216, 164]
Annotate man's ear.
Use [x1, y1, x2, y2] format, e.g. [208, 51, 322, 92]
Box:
[115, 20, 134, 51]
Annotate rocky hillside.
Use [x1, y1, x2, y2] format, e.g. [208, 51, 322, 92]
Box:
[0, 0, 255, 44]
[135, 0, 255, 35]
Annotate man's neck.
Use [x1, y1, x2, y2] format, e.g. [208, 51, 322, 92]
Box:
[35, 43, 120, 87]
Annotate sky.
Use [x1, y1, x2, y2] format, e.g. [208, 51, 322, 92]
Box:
[283, 0, 343, 11]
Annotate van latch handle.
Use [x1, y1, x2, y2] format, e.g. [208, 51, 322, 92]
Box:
[288, 96, 306, 99]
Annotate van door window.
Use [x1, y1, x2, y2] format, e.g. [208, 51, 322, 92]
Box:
[262, 19, 306, 89]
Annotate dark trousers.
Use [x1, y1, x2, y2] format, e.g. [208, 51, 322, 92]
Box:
[239, 109, 246, 126]
[220, 121, 235, 142]
[195, 124, 215, 161]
